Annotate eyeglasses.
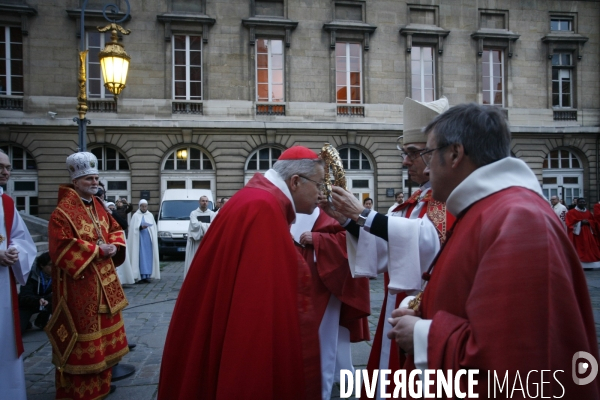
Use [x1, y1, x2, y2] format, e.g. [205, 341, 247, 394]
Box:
[298, 175, 325, 191]
[419, 145, 449, 167]
[0, 164, 12, 172]
[399, 149, 425, 161]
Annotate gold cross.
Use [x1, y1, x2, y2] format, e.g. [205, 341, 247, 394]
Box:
[0, 234, 5, 244]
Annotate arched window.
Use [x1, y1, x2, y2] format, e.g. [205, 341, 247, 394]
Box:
[91, 146, 130, 170]
[542, 148, 583, 206]
[543, 149, 581, 169]
[163, 147, 213, 171]
[89, 146, 132, 203]
[337, 147, 375, 208]
[0, 144, 38, 215]
[338, 148, 371, 170]
[161, 146, 215, 198]
[244, 147, 283, 183]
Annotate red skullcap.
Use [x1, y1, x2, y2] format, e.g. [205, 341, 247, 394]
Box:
[278, 146, 319, 160]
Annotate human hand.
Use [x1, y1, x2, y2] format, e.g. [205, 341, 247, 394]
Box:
[299, 231, 313, 246]
[391, 306, 420, 319]
[99, 244, 117, 258]
[39, 298, 49, 307]
[0, 247, 19, 266]
[319, 198, 348, 224]
[387, 313, 421, 355]
[330, 186, 365, 221]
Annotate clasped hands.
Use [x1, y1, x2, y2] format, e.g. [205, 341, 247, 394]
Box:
[386, 307, 422, 355]
[99, 243, 117, 259]
[0, 246, 19, 266]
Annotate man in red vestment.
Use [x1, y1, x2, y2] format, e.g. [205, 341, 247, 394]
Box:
[48, 152, 129, 399]
[158, 146, 325, 399]
[324, 97, 454, 398]
[566, 197, 600, 269]
[388, 103, 600, 398]
[292, 208, 370, 399]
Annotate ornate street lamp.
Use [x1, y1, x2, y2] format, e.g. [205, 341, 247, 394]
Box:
[75, 0, 132, 151]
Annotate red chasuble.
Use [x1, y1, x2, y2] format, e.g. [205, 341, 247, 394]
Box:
[299, 211, 370, 342]
[48, 185, 129, 399]
[411, 186, 600, 398]
[158, 173, 321, 400]
[565, 208, 600, 263]
[364, 190, 454, 398]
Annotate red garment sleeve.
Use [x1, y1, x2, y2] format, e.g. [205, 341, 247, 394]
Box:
[426, 202, 599, 398]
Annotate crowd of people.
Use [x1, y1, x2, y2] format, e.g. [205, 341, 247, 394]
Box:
[4, 98, 600, 399]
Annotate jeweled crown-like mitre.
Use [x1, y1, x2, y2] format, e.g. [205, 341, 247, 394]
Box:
[66, 152, 99, 180]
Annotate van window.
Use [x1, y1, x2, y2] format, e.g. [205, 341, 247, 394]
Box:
[159, 200, 214, 220]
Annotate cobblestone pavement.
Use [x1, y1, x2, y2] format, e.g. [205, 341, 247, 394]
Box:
[22, 259, 600, 400]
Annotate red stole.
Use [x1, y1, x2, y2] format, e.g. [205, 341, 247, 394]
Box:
[3, 194, 23, 357]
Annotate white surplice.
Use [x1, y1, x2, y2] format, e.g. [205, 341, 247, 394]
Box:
[345, 183, 441, 400]
[0, 189, 36, 400]
[116, 237, 139, 284]
[183, 207, 215, 278]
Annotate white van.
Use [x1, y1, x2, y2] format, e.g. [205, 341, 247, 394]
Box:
[157, 189, 213, 259]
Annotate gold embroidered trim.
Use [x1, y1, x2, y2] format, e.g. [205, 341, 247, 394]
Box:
[61, 345, 128, 374]
[77, 317, 124, 341]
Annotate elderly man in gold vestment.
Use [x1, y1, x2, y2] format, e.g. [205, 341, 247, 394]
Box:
[47, 152, 129, 399]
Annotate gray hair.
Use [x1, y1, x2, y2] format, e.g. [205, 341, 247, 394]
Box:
[423, 103, 510, 167]
[273, 158, 324, 181]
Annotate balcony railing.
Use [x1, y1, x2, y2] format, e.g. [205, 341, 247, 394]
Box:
[0, 96, 23, 111]
[337, 105, 364, 117]
[88, 99, 117, 113]
[256, 104, 285, 116]
[172, 101, 203, 114]
[554, 110, 577, 121]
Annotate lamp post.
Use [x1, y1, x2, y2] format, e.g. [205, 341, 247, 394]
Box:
[75, 0, 132, 151]
[73, 2, 136, 382]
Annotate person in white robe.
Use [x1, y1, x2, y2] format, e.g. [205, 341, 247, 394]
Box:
[183, 196, 215, 278]
[0, 149, 37, 400]
[105, 201, 139, 284]
[323, 97, 451, 399]
[129, 199, 160, 282]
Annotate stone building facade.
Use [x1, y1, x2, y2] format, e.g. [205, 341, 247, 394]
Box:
[0, 0, 598, 220]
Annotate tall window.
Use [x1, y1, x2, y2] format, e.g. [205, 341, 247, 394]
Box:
[551, 18, 572, 32]
[246, 147, 281, 171]
[0, 145, 38, 215]
[161, 147, 215, 197]
[338, 148, 371, 170]
[552, 53, 572, 108]
[244, 147, 282, 183]
[482, 49, 503, 106]
[336, 42, 362, 104]
[90, 146, 129, 170]
[173, 35, 202, 100]
[163, 147, 213, 171]
[87, 31, 112, 99]
[411, 46, 435, 102]
[0, 27, 23, 96]
[256, 39, 284, 102]
[542, 149, 583, 205]
[337, 147, 373, 207]
[90, 146, 131, 203]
